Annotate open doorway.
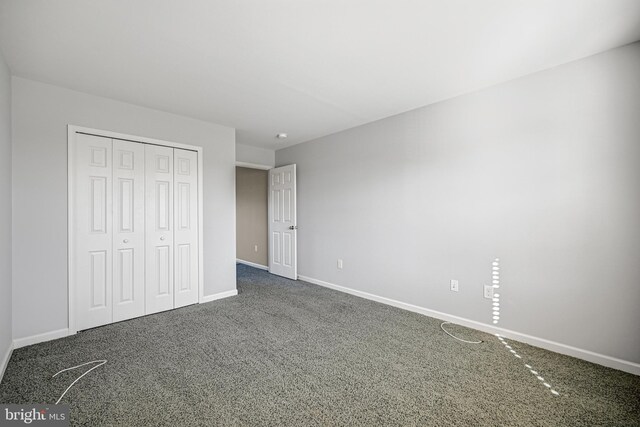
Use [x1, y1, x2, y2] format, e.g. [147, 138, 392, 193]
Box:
[236, 166, 269, 269]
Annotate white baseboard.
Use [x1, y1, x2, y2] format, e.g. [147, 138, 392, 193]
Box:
[299, 274, 640, 376]
[236, 259, 268, 271]
[10, 291, 238, 352]
[13, 328, 69, 350]
[11, 291, 238, 351]
[1, 341, 13, 383]
[201, 289, 238, 304]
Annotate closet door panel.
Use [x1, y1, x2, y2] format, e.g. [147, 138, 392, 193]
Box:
[113, 139, 146, 322]
[75, 134, 113, 331]
[145, 144, 175, 314]
[174, 149, 199, 308]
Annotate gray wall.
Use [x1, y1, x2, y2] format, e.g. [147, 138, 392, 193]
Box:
[0, 51, 12, 370]
[236, 143, 275, 167]
[276, 43, 640, 364]
[236, 167, 268, 266]
[12, 77, 237, 340]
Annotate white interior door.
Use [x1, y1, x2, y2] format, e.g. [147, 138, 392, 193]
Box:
[173, 149, 199, 308]
[75, 134, 113, 330]
[145, 144, 175, 314]
[268, 164, 297, 279]
[112, 140, 146, 322]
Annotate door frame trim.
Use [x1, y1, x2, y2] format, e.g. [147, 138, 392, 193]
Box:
[67, 125, 205, 335]
[235, 161, 272, 170]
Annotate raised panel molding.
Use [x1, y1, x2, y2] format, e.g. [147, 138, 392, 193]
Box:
[273, 190, 280, 222]
[90, 177, 107, 233]
[118, 249, 134, 302]
[90, 146, 107, 167]
[119, 178, 134, 232]
[90, 250, 107, 308]
[156, 155, 170, 173]
[118, 150, 134, 170]
[177, 244, 191, 291]
[284, 189, 291, 222]
[178, 183, 190, 230]
[157, 245, 170, 295]
[177, 158, 190, 175]
[283, 233, 292, 267]
[273, 232, 281, 264]
[156, 181, 170, 230]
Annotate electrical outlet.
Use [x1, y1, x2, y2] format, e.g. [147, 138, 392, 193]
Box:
[484, 285, 494, 299]
[450, 279, 459, 292]
[254, 245, 258, 252]
[337, 259, 343, 269]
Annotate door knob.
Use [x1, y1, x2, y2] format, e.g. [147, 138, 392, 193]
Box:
[160, 236, 165, 241]
[288, 225, 298, 230]
[123, 239, 129, 243]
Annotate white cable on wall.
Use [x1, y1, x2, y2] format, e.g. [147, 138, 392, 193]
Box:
[440, 322, 483, 344]
[52, 360, 107, 404]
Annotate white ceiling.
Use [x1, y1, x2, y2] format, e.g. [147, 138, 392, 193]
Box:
[1, 0, 639, 150]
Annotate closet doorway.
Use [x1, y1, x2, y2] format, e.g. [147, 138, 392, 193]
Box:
[68, 126, 204, 334]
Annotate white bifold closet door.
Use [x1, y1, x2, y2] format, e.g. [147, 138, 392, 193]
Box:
[144, 144, 175, 315]
[74, 134, 199, 331]
[113, 139, 146, 322]
[75, 134, 114, 330]
[173, 149, 199, 308]
[144, 146, 199, 313]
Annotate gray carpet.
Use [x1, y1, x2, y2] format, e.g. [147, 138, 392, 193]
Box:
[1, 264, 639, 426]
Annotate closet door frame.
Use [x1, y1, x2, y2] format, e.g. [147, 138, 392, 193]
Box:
[67, 125, 204, 335]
